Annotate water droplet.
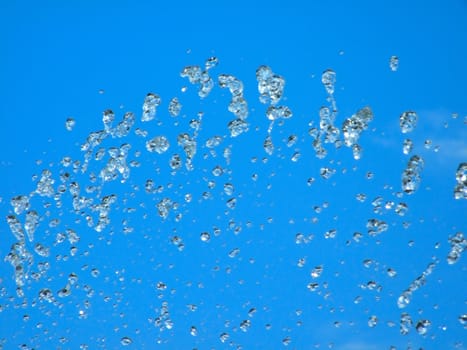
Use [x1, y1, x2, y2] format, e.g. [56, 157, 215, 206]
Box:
[212, 165, 223, 176]
[291, 152, 301, 162]
[402, 139, 413, 155]
[38, 288, 54, 303]
[120, 337, 132, 346]
[458, 314, 467, 326]
[168, 97, 182, 117]
[65, 118, 76, 131]
[146, 136, 170, 154]
[239, 319, 251, 332]
[446, 232, 466, 264]
[142, 93, 161, 122]
[389, 56, 399, 71]
[169, 154, 182, 170]
[34, 243, 50, 257]
[400, 313, 412, 335]
[58, 285, 71, 298]
[320, 167, 335, 179]
[366, 219, 388, 236]
[200, 232, 210, 242]
[205, 56, 219, 70]
[256, 65, 285, 105]
[324, 229, 337, 239]
[227, 118, 249, 137]
[424, 139, 432, 149]
[394, 202, 408, 216]
[342, 106, 373, 148]
[454, 162, 467, 199]
[368, 315, 378, 328]
[219, 332, 229, 343]
[321, 69, 336, 95]
[400, 111, 418, 133]
[415, 319, 431, 335]
[24, 210, 39, 242]
[223, 183, 234, 196]
[402, 155, 424, 194]
[310, 265, 323, 278]
[266, 105, 293, 121]
[226, 197, 237, 209]
[286, 134, 297, 147]
[263, 136, 274, 155]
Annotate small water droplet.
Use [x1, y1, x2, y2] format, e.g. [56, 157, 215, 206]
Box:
[200, 232, 210, 242]
[65, 118, 76, 131]
[400, 111, 418, 133]
[120, 337, 132, 346]
[368, 315, 378, 328]
[389, 56, 399, 71]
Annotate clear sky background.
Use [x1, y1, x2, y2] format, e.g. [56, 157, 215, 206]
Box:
[0, 0, 466, 349]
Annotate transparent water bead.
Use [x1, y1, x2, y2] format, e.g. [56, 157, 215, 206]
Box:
[168, 97, 182, 117]
[402, 139, 413, 155]
[368, 315, 378, 328]
[219, 74, 244, 96]
[200, 232, 211, 242]
[102, 109, 115, 131]
[366, 218, 388, 236]
[447, 232, 467, 265]
[266, 105, 292, 121]
[24, 210, 39, 242]
[7, 215, 25, 241]
[146, 136, 170, 154]
[397, 293, 411, 309]
[458, 314, 467, 326]
[35, 169, 55, 197]
[142, 93, 161, 122]
[10, 195, 30, 215]
[342, 106, 373, 147]
[38, 288, 54, 303]
[415, 320, 431, 335]
[320, 167, 335, 179]
[400, 313, 412, 335]
[321, 69, 336, 95]
[400, 111, 418, 133]
[65, 117, 76, 131]
[120, 337, 132, 346]
[181, 64, 214, 98]
[454, 162, 467, 199]
[256, 65, 285, 105]
[219, 332, 229, 343]
[263, 136, 274, 155]
[34, 243, 50, 257]
[228, 118, 249, 137]
[205, 56, 219, 70]
[390, 55, 399, 71]
[402, 155, 424, 194]
[310, 265, 323, 278]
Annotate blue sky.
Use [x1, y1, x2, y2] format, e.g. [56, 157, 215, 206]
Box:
[1, 0, 466, 349]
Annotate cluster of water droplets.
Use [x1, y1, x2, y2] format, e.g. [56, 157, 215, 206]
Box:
[446, 232, 467, 264]
[2, 55, 466, 349]
[342, 107, 374, 160]
[218, 72, 249, 137]
[397, 261, 437, 309]
[256, 65, 292, 154]
[180, 56, 217, 99]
